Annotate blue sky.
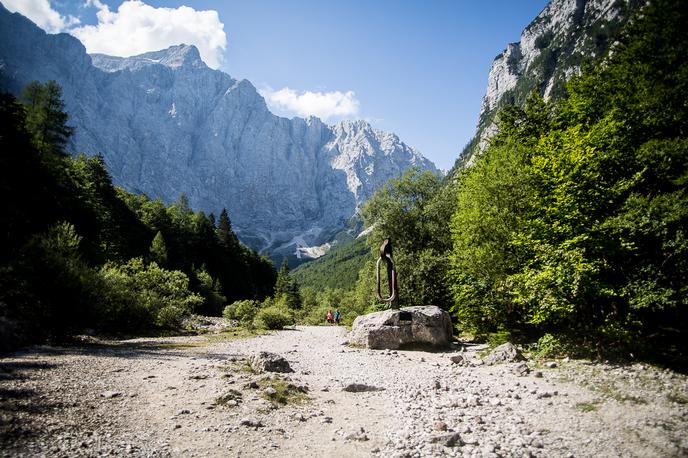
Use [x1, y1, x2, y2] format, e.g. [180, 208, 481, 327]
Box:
[8, 0, 548, 170]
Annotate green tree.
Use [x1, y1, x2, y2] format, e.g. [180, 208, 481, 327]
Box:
[274, 258, 302, 309]
[150, 231, 168, 266]
[21, 80, 73, 156]
[361, 168, 454, 308]
[216, 208, 239, 250]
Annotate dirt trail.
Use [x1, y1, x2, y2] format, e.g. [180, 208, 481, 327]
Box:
[1, 326, 687, 457]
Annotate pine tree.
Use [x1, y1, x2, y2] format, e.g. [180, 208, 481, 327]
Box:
[274, 259, 290, 299]
[216, 208, 239, 250]
[21, 80, 73, 155]
[150, 231, 168, 266]
[274, 259, 302, 309]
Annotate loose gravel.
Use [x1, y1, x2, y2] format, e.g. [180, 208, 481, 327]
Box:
[1, 326, 687, 457]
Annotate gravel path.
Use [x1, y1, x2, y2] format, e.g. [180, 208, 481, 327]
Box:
[1, 325, 687, 457]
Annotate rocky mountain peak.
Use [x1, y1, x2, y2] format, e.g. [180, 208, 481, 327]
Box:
[91, 44, 206, 73]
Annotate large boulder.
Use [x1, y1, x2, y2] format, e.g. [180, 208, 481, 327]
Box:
[348, 306, 452, 350]
[483, 343, 526, 365]
[249, 352, 293, 373]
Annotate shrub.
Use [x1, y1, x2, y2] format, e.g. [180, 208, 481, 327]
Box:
[532, 333, 565, 359]
[95, 258, 202, 330]
[254, 306, 292, 330]
[223, 300, 259, 327]
[156, 305, 186, 328]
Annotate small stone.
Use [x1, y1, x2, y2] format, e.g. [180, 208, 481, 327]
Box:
[343, 383, 384, 392]
[450, 355, 464, 364]
[322, 416, 333, 424]
[99, 391, 123, 399]
[434, 421, 448, 431]
[546, 362, 557, 369]
[534, 371, 543, 378]
[240, 418, 264, 428]
[264, 387, 277, 396]
[429, 432, 463, 447]
[177, 409, 191, 415]
[345, 428, 369, 441]
[511, 363, 530, 376]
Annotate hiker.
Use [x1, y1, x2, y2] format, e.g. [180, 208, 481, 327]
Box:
[334, 307, 341, 325]
[326, 310, 333, 324]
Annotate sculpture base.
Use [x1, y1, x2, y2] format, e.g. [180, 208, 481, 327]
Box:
[347, 306, 452, 350]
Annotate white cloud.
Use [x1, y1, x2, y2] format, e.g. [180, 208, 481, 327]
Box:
[71, 0, 227, 69]
[260, 87, 360, 121]
[3, 0, 79, 33]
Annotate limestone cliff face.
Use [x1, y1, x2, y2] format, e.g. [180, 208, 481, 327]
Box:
[462, 0, 642, 164]
[0, 4, 437, 261]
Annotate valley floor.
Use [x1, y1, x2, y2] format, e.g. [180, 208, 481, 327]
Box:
[1, 326, 687, 457]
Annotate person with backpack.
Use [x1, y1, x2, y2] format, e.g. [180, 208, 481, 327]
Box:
[334, 307, 341, 325]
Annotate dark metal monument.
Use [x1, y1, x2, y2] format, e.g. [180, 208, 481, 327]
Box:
[376, 238, 399, 309]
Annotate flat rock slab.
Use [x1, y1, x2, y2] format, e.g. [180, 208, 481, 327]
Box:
[348, 306, 452, 350]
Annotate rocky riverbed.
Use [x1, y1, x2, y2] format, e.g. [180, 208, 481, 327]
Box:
[1, 326, 687, 457]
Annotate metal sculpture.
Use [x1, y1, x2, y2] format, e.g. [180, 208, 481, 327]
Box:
[376, 238, 399, 309]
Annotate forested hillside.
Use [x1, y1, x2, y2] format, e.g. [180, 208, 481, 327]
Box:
[291, 237, 368, 290]
[0, 82, 275, 349]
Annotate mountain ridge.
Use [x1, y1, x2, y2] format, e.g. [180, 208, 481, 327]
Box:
[0, 3, 438, 264]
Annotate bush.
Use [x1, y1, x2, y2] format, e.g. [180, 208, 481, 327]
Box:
[95, 258, 202, 330]
[254, 306, 292, 330]
[532, 333, 566, 359]
[223, 300, 259, 327]
[156, 305, 186, 328]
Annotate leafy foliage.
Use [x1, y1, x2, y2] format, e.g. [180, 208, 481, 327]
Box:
[362, 168, 454, 309]
[254, 306, 293, 330]
[449, 0, 688, 360]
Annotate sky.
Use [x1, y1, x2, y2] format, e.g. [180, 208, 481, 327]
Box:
[4, 0, 549, 170]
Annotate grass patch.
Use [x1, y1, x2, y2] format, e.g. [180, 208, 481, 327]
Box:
[215, 389, 243, 406]
[595, 382, 648, 404]
[576, 401, 599, 412]
[667, 392, 688, 404]
[204, 328, 267, 343]
[216, 359, 254, 374]
[257, 376, 309, 407]
[152, 327, 267, 350]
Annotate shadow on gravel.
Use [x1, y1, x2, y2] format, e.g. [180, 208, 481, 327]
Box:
[3, 341, 202, 362]
[0, 371, 65, 445]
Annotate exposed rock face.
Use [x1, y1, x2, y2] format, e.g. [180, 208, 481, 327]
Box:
[0, 5, 437, 261]
[461, 0, 642, 164]
[348, 306, 453, 350]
